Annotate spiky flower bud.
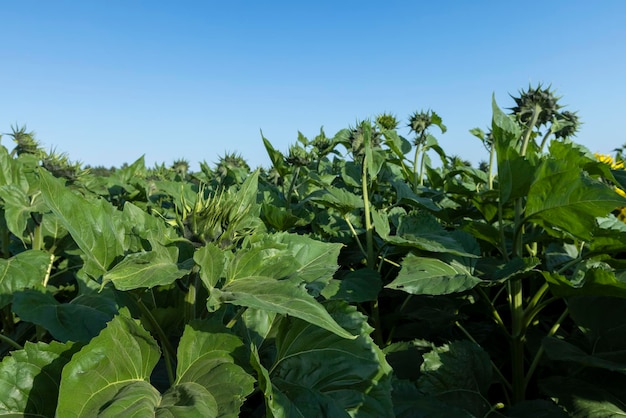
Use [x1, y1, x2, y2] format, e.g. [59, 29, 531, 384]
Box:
[408, 110, 446, 145]
[553, 110, 580, 139]
[376, 113, 399, 130]
[286, 144, 310, 167]
[509, 84, 562, 127]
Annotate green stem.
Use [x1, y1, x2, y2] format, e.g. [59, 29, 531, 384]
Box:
[413, 142, 421, 192]
[361, 160, 375, 269]
[285, 166, 301, 210]
[488, 144, 495, 190]
[135, 298, 176, 385]
[524, 307, 569, 392]
[538, 130, 552, 153]
[520, 105, 541, 156]
[226, 306, 247, 329]
[42, 252, 55, 287]
[0, 331, 23, 350]
[476, 287, 508, 335]
[344, 215, 367, 260]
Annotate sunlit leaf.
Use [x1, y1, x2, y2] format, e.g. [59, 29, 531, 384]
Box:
[0, 250, 50, 309]
[0, 341, 79, 417]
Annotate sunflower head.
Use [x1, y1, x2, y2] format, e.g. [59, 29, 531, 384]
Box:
[510, 84, 562, 127]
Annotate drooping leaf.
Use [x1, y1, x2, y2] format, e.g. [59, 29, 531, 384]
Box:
[103, 251, 194, 291]
[56, 314, 162, 417]
[247, 233, 344, 293]
[386, 254, 482, 295]
[175, 320, 255, 418]
[321, 269, 382, 303]
[542, 337, 626, 374]
[543, 267, 626, 298]
[386, 212, 479, 257]
[0, 341, 79, 417]
[12, 289, 118, 342]
[541, 375, 626, 417]
[307, 186, 364, 214]
[417, 340, 493, 417]
[216, 277, 355, 339]
[0, 250, 50, 309]
[194, 243, 227, 289]
[39, 169, 126, 278]
[261, 302, 393, 417]
[525, 158, 626, 240]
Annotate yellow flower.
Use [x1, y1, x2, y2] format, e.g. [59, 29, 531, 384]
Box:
[595, 153, 625, 169]
[596, 153, 626, 222]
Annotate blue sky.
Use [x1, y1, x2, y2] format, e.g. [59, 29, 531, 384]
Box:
[1, 1, 625, 170]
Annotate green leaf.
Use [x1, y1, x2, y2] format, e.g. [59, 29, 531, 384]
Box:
[12, 289, 118, 342]
[217, 277, 355, 339]
[525, 158, 626, 240]
[103, 251, 193, 291]
[56, 314, 162, 417]
[542, 337, 626, 373]
[541, 376, 626, 417]
[0, 145, 29, 190]
[156, 383, 219, 417]
[262, 134, 287, 177]
[0, 185, 40, 239]
[417, 340, 493, 417]
[194, 243, 227, 289]
[39, 169, 126, 278]
[386, 254, 482, 295]
[251, 233, 344, 293]
[175, 320, 255, 417]
[387, 212, 479, 257]
[265, 302, 393, 417]
[307, 186, 364, 214]
[392, 378, 475, 418]
[543, 267, 626, 298]
[0, 341, 79, 417]
[0, 250, 50, 309]
[321, 269, 382, 303]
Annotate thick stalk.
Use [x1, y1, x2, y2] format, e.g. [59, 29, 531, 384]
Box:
[285, 166, 301, 210]
[488, 144, 495, 190]
[0, 332, 22, 350]
[0, 214, 9, 259]
[508, 106, 541, 403]
[361, 157, 383, 346]
[524, 307, 569, 392]
[413, 142, 421, 192]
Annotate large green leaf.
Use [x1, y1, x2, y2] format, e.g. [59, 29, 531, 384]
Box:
[103, 251, 194, 291]
[386, 212, 479, 257]
[216, 277, 355, 339]
[386, 254, 482, 295]
[175, 321, 255, 417]
[416, 340, 493, 417]
[525, 158, 626, 240]
[39, 169, 126, 278]
[0, 184, 44, 239]
[0, 341, 79, 417]
[12, 289, 118, 342]
[56, 314, 161, 417]
[256, 302, 393, 417]
[244, 233, 344, 294]
[321, 269, 382, 303]
[0, 250, 50, 309]
[543, 266, 626, 298]
[0, 145, 29, 190]
[541, 375, 626, 417]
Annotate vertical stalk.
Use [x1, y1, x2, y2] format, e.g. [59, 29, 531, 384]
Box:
[361, 156, 383, 346]
[508, 106, 540, 403]
[488, 144, 495, 190]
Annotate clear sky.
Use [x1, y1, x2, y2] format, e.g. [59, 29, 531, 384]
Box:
[1, 1, 625, 170]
